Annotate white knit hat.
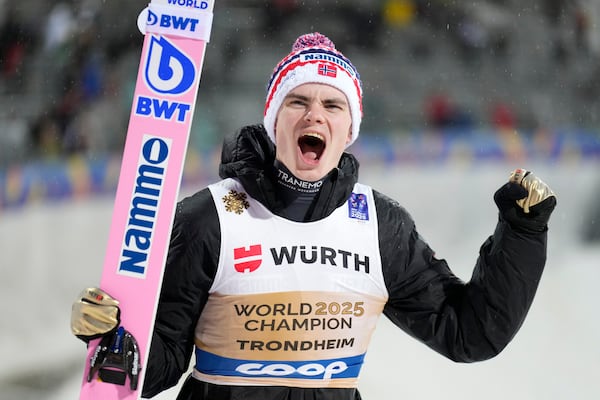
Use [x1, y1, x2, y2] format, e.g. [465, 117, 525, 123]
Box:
[264, 32, 363, 147]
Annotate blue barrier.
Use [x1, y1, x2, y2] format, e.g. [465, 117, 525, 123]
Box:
[1, 129, 599, 211]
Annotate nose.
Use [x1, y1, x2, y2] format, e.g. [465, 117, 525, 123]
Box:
[304, 102, 324, 124]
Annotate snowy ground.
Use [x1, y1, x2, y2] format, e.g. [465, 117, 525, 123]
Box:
[1, 161, 599, 400]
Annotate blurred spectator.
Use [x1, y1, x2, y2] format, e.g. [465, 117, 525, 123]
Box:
[0, 111, 29, 166]
[54, 81, 83, 153]
[490, 101, 516, 130]
[67, 70, 129, 157]
[44, 2, 75, 52]
[542, 0, 569, 64]
[71, 19, 105, 103]
[0, 5, 37, 91]
[424, 92, 454, 129]
[41, 2, 107, 156]
[574, 3, 590, 55]
[30, 114, 63, 160]
[466, 2, 512, 59]
[424, 91, 473, 130]
[456, 13, 487, 64]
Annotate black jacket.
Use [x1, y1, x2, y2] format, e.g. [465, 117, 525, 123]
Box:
[143, 125, 547, 399]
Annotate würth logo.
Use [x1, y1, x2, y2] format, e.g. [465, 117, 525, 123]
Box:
[234, 245, 262, 273]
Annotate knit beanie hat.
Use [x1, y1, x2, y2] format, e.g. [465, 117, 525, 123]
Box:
[264, 32, 363, 147]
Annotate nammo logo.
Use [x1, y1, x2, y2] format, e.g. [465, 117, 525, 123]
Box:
[145, 36, 195, 95]
[234, 245, 262, 273]
[118, 136, 171, 278]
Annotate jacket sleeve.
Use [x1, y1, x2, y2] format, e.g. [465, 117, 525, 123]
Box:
[142, 188, 220, 397]
[375, 190, 547, 362]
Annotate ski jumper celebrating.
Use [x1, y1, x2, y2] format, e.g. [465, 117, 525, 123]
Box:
[72, 32, 557, 400]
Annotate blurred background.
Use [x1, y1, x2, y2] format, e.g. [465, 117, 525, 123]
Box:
[0, 0, 599, 399]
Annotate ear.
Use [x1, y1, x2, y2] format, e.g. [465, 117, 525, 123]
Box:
[345, 126, 352, 144]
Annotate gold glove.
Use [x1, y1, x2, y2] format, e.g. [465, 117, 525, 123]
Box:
[71, 287, 120, 342]
[509, 168, 556, 214]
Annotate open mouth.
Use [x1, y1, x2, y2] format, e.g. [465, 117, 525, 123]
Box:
[298, 133, 325, 161]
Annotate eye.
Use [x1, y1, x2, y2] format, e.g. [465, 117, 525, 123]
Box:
[287, 98, 307, 108]
[323, 101, 346, 111]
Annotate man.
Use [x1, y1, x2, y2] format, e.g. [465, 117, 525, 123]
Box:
[72, 33, 556, 399]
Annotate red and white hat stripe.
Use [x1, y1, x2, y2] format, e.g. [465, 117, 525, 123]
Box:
[264, 42, 363, 148]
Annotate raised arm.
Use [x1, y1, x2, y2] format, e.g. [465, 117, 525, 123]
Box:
[376, 169, 556, 362]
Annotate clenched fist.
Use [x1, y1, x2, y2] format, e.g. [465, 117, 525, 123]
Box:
[494, 168, 557, 233]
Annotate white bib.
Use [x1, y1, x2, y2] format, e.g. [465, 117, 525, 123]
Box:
[193, 178, 388, 388]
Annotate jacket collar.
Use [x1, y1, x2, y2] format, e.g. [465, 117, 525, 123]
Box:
[218, 124, 359, 221]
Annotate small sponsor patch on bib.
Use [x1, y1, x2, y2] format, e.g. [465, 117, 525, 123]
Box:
[348, 192, 368, 221]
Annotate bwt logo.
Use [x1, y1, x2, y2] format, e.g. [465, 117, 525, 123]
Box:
[234, 245, 262, 273]
[146, 9, 201, 33]
[144, 36, 195, 95]
[135, 36, 195, 122]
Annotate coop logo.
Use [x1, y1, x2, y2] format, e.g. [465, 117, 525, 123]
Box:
[235, 360, 348, 380]
[118, 135, 171, 278]
[234, 245, 262, 273]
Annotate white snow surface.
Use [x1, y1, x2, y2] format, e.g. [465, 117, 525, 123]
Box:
[1, 161, 599, 400]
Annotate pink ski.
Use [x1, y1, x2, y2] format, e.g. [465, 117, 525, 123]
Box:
[79, 1, 214, 399]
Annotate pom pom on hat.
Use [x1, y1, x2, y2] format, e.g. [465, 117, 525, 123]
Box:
[264, 32, 363, 148]
[292, 32, 336, 51]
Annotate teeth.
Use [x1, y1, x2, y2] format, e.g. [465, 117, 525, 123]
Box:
[303, 133, 324, 141]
